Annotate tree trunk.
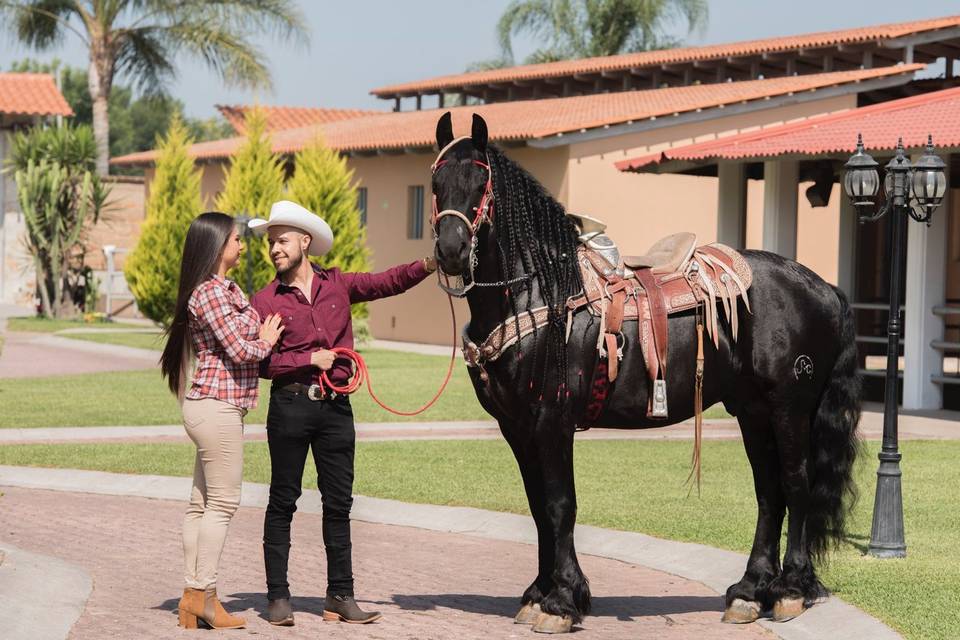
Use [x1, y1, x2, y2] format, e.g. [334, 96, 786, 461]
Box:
[89, 56, 111, 176]
[35, 261, 53, 318]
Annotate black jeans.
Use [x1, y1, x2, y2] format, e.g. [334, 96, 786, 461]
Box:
[263, 387, 355, 600]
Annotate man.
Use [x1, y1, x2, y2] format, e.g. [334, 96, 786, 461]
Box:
[249, 200, 436, 626]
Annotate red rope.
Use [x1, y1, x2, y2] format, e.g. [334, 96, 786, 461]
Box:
[316, 292, 459, 416]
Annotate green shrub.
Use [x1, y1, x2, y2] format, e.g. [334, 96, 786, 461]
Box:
[288, 136, 372, 342]
[124, 115, 202, 326]
[215, 108, 285, 294]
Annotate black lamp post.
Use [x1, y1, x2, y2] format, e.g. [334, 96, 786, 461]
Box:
[233, 213, 255, 296]
[842, 134, 947, 558]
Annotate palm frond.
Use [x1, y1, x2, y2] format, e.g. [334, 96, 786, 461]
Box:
[114, 26, 175, 95]
[466, 56, 515, 72]
[159, 20, 273, 90]
[0, 0, 81, 48]
[138, 0, 307, 46]
[496, 0, 553, 60]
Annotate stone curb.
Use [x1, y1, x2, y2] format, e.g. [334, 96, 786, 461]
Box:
[0, 542, 92, 640]
[0, 466, 902, 640]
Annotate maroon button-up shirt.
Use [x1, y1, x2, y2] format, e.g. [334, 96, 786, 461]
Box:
[251, 261, 430, 386]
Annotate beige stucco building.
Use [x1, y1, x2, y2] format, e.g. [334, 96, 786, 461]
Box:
[113, 15, 960, 409]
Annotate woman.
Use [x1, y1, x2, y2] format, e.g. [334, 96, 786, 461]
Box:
[160, 212, 284, 630]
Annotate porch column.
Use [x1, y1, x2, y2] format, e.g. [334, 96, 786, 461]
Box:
[903, 159, 950, 409]
[717, 161, 746, 247]
[762, 159, 798, 259]
[837, 192, 858, 297]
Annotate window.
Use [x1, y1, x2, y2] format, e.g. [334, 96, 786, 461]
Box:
[407, 185, 424, 239]
[357, 187, 368, 227]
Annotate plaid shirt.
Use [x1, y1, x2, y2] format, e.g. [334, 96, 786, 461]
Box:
[185, 274, 271, 408]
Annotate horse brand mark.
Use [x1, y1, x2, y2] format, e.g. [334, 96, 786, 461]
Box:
[794, 355, 814, 381]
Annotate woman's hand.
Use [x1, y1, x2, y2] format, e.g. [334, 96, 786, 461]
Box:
[259, 313, 285, 346]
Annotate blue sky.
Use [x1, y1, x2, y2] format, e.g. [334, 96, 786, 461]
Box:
[1, 0, 958, 118]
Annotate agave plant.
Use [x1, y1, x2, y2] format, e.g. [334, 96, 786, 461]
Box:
[10, 124, 109, 318]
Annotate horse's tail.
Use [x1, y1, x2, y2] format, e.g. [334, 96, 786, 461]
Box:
[807, 286, 863, 559]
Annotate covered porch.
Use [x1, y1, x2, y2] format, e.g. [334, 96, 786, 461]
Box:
[617, 87, 960, 410]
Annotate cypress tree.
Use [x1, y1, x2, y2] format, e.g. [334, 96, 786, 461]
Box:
[215, 107, 285, 293]
[124, 114, 201, 326]
[287, 137, 373, 341]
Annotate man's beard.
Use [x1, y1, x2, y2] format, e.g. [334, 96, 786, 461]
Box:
[275, 249, 304, 276]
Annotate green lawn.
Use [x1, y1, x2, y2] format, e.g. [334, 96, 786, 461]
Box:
[6, 317, 147, 333]
[63, 331, 166, 350]
[0, 338, 735, 427]
[0, 349, 497, 426]
[0, 439, 952, 640]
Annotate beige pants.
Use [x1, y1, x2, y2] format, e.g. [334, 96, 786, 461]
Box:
[181, 398, 246, 590]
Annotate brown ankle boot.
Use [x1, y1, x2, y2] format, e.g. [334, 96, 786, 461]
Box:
[179, 587, 246, 629]
[178, 588, 202, 629]
[202, 588, 246, 629]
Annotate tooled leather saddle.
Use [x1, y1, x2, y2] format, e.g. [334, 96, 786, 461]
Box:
[461, 213, 752, 424]
[564, 214, 752, 421]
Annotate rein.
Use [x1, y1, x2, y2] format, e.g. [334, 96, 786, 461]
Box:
[312, 292, 459, 416]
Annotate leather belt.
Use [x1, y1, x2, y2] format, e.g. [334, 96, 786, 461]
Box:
[273, 382, 338, 401]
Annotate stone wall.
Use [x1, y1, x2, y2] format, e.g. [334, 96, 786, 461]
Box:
[86, 178, 147, 317]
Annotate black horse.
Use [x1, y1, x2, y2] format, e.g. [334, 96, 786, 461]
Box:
[429, 112, 861, 634]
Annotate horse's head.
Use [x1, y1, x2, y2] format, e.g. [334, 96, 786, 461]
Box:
[431, 112, 493, 287]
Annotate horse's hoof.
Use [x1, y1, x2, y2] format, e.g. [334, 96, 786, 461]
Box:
[515, 602, 542, 625]
[772, 597, 805, 622]
[721, 598, 760, 624]
[532, 612, 573, 634]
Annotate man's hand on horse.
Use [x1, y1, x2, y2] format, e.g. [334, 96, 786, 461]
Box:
[311, 349, 336, 371]
[423, 255, 438, 273]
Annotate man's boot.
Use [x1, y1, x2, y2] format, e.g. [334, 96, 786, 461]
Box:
[322, 594, 381, 624]
[267, 598, 295, 626]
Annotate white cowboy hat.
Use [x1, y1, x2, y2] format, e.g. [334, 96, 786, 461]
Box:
[248, 200, 334, 257]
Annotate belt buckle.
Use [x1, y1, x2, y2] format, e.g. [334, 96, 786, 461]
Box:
[306, 384, 324, 401]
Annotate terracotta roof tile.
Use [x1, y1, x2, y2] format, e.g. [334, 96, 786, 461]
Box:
[0, 73, 72, 117]
[112, 66, 920, 166]
[616, 82, 960, 171]
[372, 15, 960, 97]
[216, 105, 381, 134]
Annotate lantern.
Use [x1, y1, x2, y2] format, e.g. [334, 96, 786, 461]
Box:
[911, 134, 947, 222]
[843, 134, 880, 210]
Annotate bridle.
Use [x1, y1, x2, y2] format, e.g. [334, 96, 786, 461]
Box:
[430, 136, 495, 297]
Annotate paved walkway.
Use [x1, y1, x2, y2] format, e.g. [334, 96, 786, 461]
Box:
[0, 466, 903, 640]
[0, 332, 157, 378]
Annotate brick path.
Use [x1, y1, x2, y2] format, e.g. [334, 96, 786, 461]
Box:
[0, 487, 773, 640]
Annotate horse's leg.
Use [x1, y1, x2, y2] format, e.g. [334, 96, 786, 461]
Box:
[531, 426, 590, 634]
[501, 424, 555, 624]
[767, 408, 828, 622]
[722, 409, 786, 624]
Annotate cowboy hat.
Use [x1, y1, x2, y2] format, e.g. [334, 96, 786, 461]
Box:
[248, 200, 334, 257]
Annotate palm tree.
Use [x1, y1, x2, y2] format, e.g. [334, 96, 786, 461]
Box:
[476, 0, 708, 69]
[0, 1, 307, 175]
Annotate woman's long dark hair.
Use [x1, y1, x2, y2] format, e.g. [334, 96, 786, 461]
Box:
[160, 212, 237, 396]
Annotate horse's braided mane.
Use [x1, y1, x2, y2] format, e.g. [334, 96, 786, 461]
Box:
[487, 145, 583, 407]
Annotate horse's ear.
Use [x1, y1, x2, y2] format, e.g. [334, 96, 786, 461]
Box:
[436, 112, 454, 149]
[472, 114, 488, 153]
